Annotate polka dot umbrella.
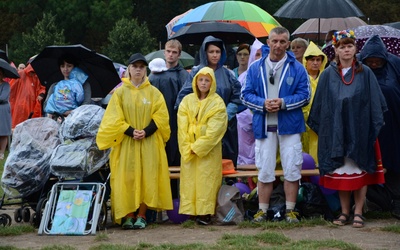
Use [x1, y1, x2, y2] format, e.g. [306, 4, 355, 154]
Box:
[323, 25, 400, 61]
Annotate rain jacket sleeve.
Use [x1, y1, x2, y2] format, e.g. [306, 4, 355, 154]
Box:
[96, 91, 130, 149]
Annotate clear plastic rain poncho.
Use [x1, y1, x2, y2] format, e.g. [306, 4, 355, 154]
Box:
[49, 104, 110, 179]
[1, 118, 60, 198]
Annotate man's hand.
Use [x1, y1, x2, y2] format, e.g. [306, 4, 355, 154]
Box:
[264, 98, 282, 113]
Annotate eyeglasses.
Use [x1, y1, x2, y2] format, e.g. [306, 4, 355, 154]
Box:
[269, 69, 274, 85]
[237, 53, 249, 57]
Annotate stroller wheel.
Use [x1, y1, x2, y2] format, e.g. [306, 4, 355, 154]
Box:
[0, 213, 12, 227]
[23, 207, 31, 222]
[34, 197, 48, 228]
[14, 208, 23, 223]
[30, 212, 37, 227]
[97, 202, 108, 230]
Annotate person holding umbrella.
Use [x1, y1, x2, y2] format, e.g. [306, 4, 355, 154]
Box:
[0, 58, 20, 160]
[96, 53, 172, 230]
[176, 35, 242, 168]
[359, 35, 400, 219]
[241, 27, 310, 223]
[43, 53, 91, 119]
[307, 30, 387, 228]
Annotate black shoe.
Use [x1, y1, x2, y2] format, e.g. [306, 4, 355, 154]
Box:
[196, 215, 211, 225]
[391, 199, 400, 219]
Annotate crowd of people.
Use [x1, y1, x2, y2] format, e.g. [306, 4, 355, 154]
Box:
[1, 25, 399, 230]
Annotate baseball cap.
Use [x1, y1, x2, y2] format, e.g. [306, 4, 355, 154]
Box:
[128, 53, 148, 65]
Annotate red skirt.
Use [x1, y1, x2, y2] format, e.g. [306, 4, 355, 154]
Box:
[320, 139, 385, 191]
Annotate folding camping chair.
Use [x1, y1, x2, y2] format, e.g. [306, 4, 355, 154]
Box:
[38, 181, 106, 235]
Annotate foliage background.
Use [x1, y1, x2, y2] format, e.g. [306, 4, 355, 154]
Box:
[0, 0, 398, 65]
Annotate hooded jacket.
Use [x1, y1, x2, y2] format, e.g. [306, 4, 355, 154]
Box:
[360, 35, 400, 173]
[177, 67, 227, 215]
[9, 64, 45, 128]
[241, 45, 310, 139]
[301, 41, 327, 162]
[175, 36, 241, 108]
[175, 36, 242, 166]
[96, 76, 172, 223]
[307, 58, 387, 175]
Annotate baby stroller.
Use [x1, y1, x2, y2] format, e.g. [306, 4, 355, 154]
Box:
[0, 117, 61, 227]
[37, 104, 111, 235]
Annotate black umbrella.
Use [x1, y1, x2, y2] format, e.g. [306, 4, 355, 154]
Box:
[0, 58, 19, 79]
[0, 50, 9, 63]
[274, 0, 364, 19]
[384, 22, 400, 30]
[31, 44, 121, 98]
[274, 0, 364, 45]
[169, 22, 255, 45]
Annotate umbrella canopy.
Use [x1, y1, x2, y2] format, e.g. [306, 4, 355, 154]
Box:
[31, 44, 121, 98]
[292, 17, 367, 41]
[383, 22, 400, 30]
[0, 58, 19, 79]
[172, 1, 280, 38]
[322, 25, 400, 61]
[166, 9, 193, 39]
[170, 22, 255, 45]
[0, 50, 9, 63]
[145, 50, 194, 68]
[274, 0, 364, 19]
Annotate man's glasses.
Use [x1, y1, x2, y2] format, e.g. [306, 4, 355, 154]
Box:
[269, 69, 274, 85]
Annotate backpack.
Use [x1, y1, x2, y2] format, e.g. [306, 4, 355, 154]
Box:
[296, 182, 334, 221]
[214, 185, 245, 225]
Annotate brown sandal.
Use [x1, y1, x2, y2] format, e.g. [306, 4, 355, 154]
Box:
[333, 213, 350, 226]
[352, 214, 365, 228]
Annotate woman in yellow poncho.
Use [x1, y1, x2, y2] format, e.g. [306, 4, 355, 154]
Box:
[177, 67, 227, 224]
[96, 53, 172, 230]
[301, 42, 327, 165]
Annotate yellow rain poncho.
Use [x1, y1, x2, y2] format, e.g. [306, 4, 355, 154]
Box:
[302, 41, 327, 164]
[96, 77, 172, 224]
[177, 67, 228, 215]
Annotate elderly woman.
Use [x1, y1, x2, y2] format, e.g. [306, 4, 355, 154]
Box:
[291, 38, 309, 63]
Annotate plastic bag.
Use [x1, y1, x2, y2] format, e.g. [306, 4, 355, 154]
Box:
[214, 185, 244, 225]
[1, 118, 60, 198]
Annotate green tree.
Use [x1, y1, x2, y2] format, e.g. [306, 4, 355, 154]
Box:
[9, 12, 65, 64]
[103, 17, 156, 64]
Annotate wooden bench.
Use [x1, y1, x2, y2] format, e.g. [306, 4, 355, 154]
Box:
[169, 165, 320, 179]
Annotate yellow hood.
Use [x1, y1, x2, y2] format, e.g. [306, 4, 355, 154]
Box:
[302, 41, 327, 72]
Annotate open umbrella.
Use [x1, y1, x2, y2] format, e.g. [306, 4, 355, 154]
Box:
[0, 58, 19, 79]
[274, 0, 364, 19]
[383, 22, 400, 30]
[31, 44, 121, 98]
[322, 25, 400, 61]
[145, 50, 194, 68]
[292, 17, 367, 41]
[170, 22, 255, 45]
[0, 50, 9, 63]
[274, 0, 364, 44]
[166, 9, 193, 39]
[171, 1, 280, 38]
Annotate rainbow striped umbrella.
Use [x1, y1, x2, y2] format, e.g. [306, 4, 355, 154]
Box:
[171, 1, 280, 38]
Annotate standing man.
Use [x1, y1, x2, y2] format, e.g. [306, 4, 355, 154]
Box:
[241, 27, 310, 223]
[149, 39, 189, 197]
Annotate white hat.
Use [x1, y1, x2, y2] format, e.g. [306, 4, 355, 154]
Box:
[149, 58, 168, 73]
